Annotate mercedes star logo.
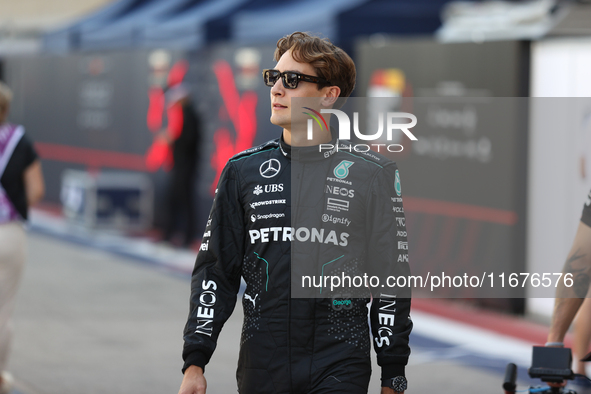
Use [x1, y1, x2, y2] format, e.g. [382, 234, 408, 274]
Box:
[259, 159, 281, 178]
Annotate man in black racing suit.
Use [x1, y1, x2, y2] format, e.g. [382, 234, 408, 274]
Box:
[178, 32, 412, 394]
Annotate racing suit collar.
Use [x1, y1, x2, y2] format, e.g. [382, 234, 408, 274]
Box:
[279, 127, 338, 162]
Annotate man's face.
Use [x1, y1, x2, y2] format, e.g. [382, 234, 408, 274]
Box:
[269, 49, 330, 131]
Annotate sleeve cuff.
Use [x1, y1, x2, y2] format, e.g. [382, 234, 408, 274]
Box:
[381, 364, 405, 380]
[182, 351, 210, 374]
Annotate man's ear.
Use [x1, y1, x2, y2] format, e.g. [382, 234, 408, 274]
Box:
[321, 86, 341, 107]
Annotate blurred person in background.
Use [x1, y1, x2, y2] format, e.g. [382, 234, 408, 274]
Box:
[572, 114, 591, 382]
[547, 189, 591, 392]
[0, 81, 44, 393]
[159, 83, 200, 248]
[178, 32, 411, 394]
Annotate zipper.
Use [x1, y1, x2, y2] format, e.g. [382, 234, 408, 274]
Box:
[288, 157, 304, 394]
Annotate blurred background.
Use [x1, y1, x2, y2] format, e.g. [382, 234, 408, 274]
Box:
[2, 0, 591, 393]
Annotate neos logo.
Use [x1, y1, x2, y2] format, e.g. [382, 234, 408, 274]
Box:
[194, 280, 218, 337]
[325, 184, 354, 198]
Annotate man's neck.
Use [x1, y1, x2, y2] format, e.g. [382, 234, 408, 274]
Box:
[282, 127, 332, 147]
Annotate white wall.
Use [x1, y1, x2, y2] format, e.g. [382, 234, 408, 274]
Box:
[528, 37, 591, 317]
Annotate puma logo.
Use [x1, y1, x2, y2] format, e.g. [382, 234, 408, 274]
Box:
[244, 293, 258, 308]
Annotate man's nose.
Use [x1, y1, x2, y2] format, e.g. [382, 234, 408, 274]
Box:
[271, 78, 284, 96]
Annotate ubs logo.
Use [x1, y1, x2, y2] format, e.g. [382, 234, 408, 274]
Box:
[254, 184, 284, 195]
[260, 159, 281, 178]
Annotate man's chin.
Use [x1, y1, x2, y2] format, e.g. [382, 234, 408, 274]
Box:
[270, 117, 289, 129]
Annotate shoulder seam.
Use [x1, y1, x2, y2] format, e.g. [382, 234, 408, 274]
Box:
[230, 146, 279, 162]
[339, 151, 384, 168]
[229, 140, 280, 162]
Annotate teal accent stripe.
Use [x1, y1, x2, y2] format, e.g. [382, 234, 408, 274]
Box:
[340, 150, 383, 168]
[254, 252, 270, 291]
[230, 146, 279, 162]
[320, 255, 345, 294]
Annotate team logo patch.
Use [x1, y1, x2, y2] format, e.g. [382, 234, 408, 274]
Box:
[395, 170, 402, 196]
[260, 159, 281, 178]
[327, 197, 349, 212]
[333, 160, 354, 179]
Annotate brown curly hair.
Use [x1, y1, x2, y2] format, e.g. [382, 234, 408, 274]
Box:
[274, 32, 356, 104]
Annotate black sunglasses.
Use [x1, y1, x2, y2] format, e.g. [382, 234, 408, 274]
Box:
[262, 69, 330, 89]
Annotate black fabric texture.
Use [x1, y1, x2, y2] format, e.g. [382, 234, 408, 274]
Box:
[0, 133, 38, 220]
[182, 135, 412, 392]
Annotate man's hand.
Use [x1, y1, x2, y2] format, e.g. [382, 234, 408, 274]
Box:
[178, 365, 207, 394]
[381, 387, 403, 394]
